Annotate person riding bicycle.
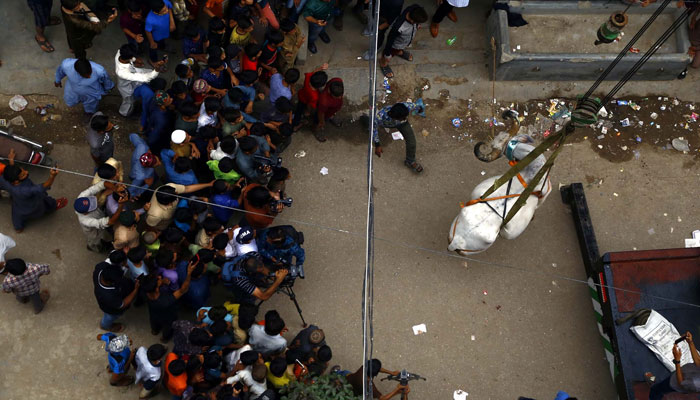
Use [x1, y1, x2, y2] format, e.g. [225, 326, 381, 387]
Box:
[344, 358, 408, 399]
[221, 252, 288, 304]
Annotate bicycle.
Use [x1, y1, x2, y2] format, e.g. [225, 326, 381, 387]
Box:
[380, 369, 426, 399]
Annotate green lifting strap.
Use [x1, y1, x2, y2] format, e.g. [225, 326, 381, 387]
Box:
[501, 131, 568, 227]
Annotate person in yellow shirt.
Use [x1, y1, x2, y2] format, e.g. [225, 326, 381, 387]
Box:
[266, 357, 296, 389]
[230, 16, 255, 47]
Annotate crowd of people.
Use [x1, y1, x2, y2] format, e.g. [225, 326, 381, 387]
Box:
[0, 0, 445, 398]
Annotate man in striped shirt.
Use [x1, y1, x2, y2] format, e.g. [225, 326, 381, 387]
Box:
[2, 258, 50, 314]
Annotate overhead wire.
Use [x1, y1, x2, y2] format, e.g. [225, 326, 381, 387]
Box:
[3, 156, 700, 310]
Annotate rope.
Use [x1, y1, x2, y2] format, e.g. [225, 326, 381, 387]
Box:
[4, 157, 700, 309]
[363, 0, 381, 396]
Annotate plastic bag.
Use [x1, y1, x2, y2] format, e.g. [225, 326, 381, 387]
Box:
[9, 95, 28, 112]
[0, 233, 16, 262]
[630, 309, 694, 371]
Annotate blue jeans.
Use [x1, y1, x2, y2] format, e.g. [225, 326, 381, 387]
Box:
[649, 374, 675, 400]
[307, 21, 326, 46]
[100, 312, 121, 330]
[286, 0, 308, 23]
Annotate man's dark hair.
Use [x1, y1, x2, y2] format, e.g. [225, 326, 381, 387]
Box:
[202, 217, 222, 233]
[101, 263, 124, 284]
[189, 327, 213, 346]
[170, 80, 187, 95]
[249, 122, 265, 137]
[388, 103, 409, 121]
[189, 198, 208, 215]
[209, 16, 225, 31]
[90, 114, 110, 132]
[270, 166, 290, 183]
[238, 136, 258, 153]
[126, 0, 142, 13]
[141, 274, 160, 293]
[198, 125, 219, 140]
[174, 156, 192, 174]
[5, 258, 27, 276]
[155, 248, 174, 268]
[212, 233, 228, 250]
[127, 245, 147, 263]
[155, 185, 177, 205]
[184, 24, 200, 39]
[197, 248, 215, 264]
[279, 18, 296, 33]
[119, 44, 136, 60]
[310, 71, 328, 89]
[267, 226, 287, 242]
[146, 343, 167, 362]
[317, 345, 332, 362]
[222, 107, 241, 123]
[178, 101, 199, 118]
[204, 97, 222, 113]
[238, 303, 259, 330]
[244, 43, 261, 58]
[284, 68, 300, 84]
[278, 123, 293, 138]
[246, 186, 272, 208]
[408, 6, 429, 24]
[242, 255, 263, 275]
[209, 319, 228, 336]
[218, 157, 235, 173]
[212, 179, 228, 194]
[368, 358, 382, 377]
[329, 80, 344, 97]
[203, 352, 222, 369]
[275, 97, 292, 113]
[149, 77, 168, 91]
[150, 0, 165, 12]
[264, 310, 285, 336]
[227, 87, 244, 103]
[174, 207, 193, 224]
[74, 58, 92, 77]
[109, 250, 127, 265]
[163, 226, 184, 244]
[236, 15, 253, 30]
[239, 350, 259, 366]
[208, 305, 228, 321]
[207, 57, 223, 70]
[269, 357, 287, 377]
[168, 359, 187, 376]
[266, 29, 284, 45]
[238, 70, 258, 85]
[3, 165, 22, 182]
[186, 355, 203, 374]
[175, 63, 191, 79]
[96, 163, 117, 180]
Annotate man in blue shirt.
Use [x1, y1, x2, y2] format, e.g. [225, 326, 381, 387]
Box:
[145, 0, 174, 66]
[160, 148, 198, 185]
[128, 133, 160, 199]
[211, 179, 241, 224]
[0, 149, 67, 233]
[234, 136, 269, 183]
[55, 58, 114, 114]
[257, 226, 305, 269]
[96, 332, 135, 386]
[133, 77, 166, 133]
[144, 90, 174, 154]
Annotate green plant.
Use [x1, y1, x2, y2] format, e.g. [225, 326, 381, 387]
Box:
[281, 374, 361, 400]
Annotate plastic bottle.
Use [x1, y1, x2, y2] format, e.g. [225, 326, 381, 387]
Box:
[447, 36, 457, 46]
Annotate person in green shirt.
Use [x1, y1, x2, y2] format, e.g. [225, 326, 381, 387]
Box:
[207, 157, 241, 183]
[220, 108, 247, 137]
[303, 0, 334, 54]
[174, 101, 200, 135]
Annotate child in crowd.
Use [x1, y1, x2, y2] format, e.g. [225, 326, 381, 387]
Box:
[134, 344, 167, 398]
[97, 333, 135, 386]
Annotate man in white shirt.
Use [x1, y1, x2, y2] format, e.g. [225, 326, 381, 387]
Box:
[248, 310, 287, 356]
[225, 226, 258, 259]
[226, 363, 268, 397]
[115, 44, 159, 117]
[74, 181, 127, 252]
[134, 344, 166, 399]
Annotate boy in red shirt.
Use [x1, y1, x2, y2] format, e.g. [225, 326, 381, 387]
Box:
[313, 78, 344, 141]
[292, 63, 328, 131]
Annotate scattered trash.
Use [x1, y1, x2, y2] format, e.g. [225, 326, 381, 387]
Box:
[391, 131, 404, 141]
[294, 150, 306, 158]
[552, 263, 557, 268]
[620, 118, 631, 127]
[621, 146, 628, 151]
[648, 228, 655, 235]
[480, 171, 486, 176]
[671, 138, 690, 152]
[635, 135, 642, 143]
[447, 36, 457, 46]
[482, 290, 488, 295]
[613, 192, 619, 197]
[454, 390, 469, 400]
[320, 167, 328, 175]
[650, 112, 658, 120]
[412, 324, 427, 335]
[412, 98, 426, 117]
[552, 281, 558, 286]
[633, 149, 640, 160]
[678, 216, 682, 222]
[9, 116, 26, 127]
[451, 118, 462, 128]
[9, 95, 28, 112]
[0, 119, 6, 128]
[470, 335, 476, 341]
[616, 100, 629, 106]
[421, 129, 429, 137]
[598, 107, 608, 118]
[660, 105, 667, 111]
[629, 47, 640, 53]
[41, 114, 62, 122]
[496, 305, 501, 310]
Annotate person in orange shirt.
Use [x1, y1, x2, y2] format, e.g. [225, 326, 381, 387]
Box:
[164, 352, 188, 398]
[204, 0, 225, 18]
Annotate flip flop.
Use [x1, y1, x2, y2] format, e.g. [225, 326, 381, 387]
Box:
[404, 160, 424, 173]
[55, 197, 68, 210]
[39, 289, 50, 304]
[48, 16, 62, 26]
[35, 36, 54, 53]
[381, 65, 394, 78]
[398, 51, 413, 62]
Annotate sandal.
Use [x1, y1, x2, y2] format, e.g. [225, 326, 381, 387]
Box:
[404, 160, 424, 173]
[105, 323, 125, 333]
[110, 376, 135, 387]
[35, 36, 55, 53]
[381, 65, 394, 78]
[398, 51, 413, 62]
[39, 289, 50, 304]
[48, 16, 62, 26]
[314, 131, 327, 142]
[55, 197, 68, 210]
